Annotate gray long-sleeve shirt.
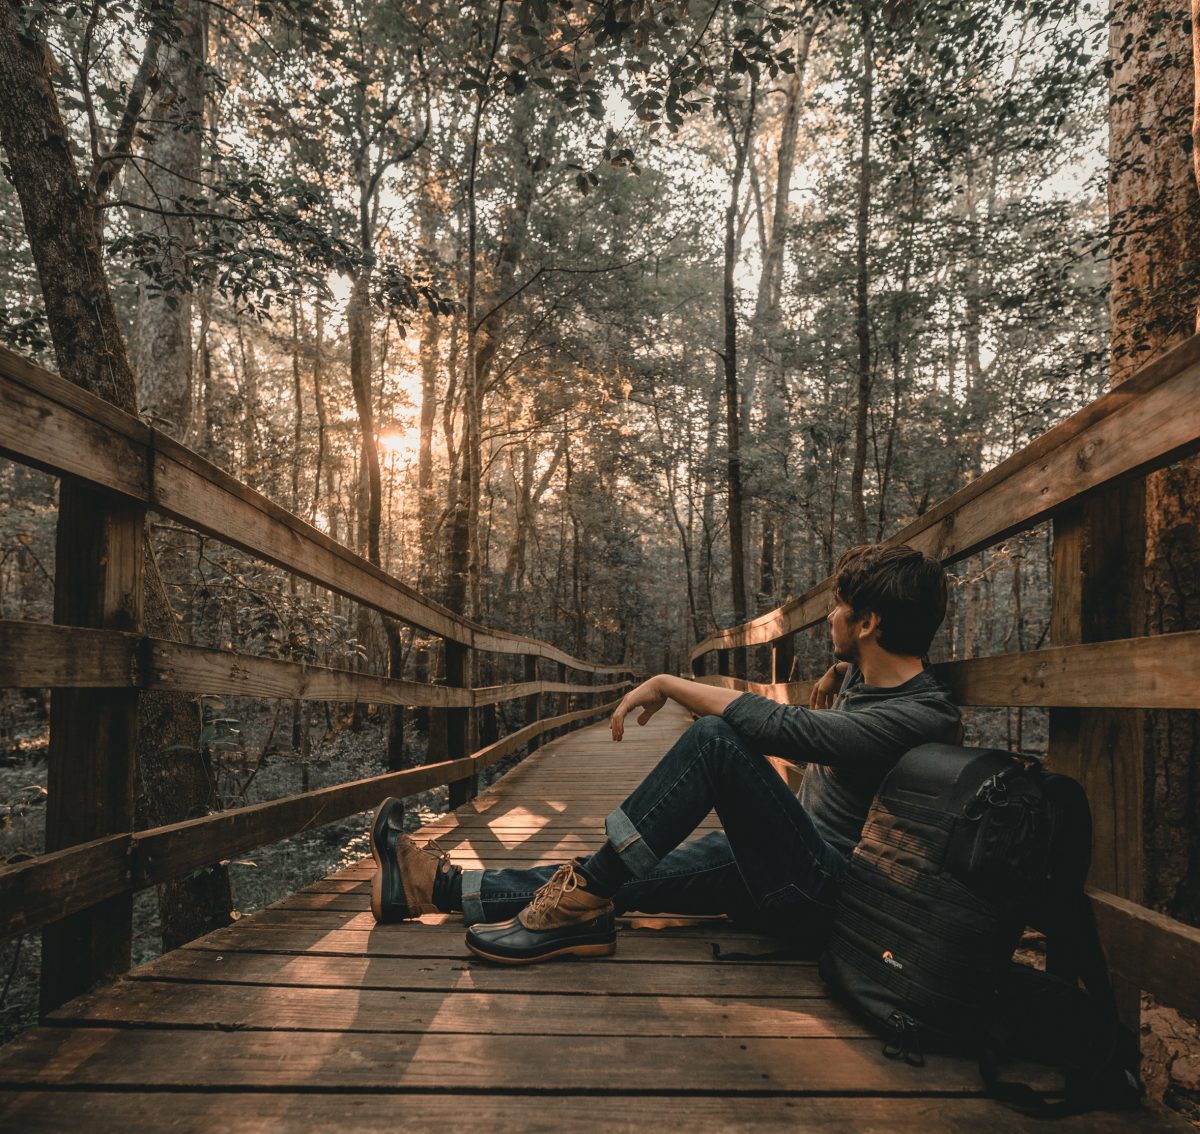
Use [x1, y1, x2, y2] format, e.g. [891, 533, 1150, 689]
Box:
[721, 664, 962, 858]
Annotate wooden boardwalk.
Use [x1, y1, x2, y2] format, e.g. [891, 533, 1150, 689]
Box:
[0, 704, 1189, 1132]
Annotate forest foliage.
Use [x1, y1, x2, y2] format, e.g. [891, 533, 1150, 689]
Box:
[0, 0, 1110, 685]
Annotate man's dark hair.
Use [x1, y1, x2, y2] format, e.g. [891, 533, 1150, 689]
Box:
[833, 543, 948, 657]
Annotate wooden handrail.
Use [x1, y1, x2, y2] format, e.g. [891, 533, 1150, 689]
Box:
[694, 631, 1200, 709]
[0, 346, 628, 676]
[691, 332, 1200, 659]
[0, 621, 629, 707]
[0, 696, 623, 941]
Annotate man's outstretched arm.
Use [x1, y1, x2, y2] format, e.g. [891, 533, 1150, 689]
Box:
[610, 674, 741, 741]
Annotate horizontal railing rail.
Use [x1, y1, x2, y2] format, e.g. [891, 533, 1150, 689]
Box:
[0, 345, 626, 674]
[0, 345, 633, 1011]
[687, 333, 1200, 1032]
[0, 621, 628, 707]
[0, 696, 622, 942]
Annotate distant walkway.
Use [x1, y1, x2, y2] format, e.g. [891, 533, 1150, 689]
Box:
[0, 704, 1187, 1131]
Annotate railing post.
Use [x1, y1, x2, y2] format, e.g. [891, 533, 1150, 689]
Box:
[1048, 504, 1143, 1028]
[691, 652, 706, 678]
[524, 654, 540, 753]
[557, 661, 568, 737]
[771, 634, 795, 685]
[41, 482, 143, 1014]
[444, 639, 474, 809]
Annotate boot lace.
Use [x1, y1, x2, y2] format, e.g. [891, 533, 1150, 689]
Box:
[527, 862, 581, 918]
[424, 837, 453, 872]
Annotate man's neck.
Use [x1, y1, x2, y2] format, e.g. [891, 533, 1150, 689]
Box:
[856, 648, 924, 689]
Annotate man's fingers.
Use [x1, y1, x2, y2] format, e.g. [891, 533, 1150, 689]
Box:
[610, 705, 625, 741]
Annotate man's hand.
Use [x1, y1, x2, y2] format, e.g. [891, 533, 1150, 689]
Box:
[809, 662, 848, 710]
[611, 677, 668, 741]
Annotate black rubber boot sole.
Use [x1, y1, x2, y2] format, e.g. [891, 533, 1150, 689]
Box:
[370, 797, 407, 922]
[464, 916, 617, 966]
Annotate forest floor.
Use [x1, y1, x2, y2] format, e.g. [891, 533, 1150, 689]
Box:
[1, 693, 1198, 1125]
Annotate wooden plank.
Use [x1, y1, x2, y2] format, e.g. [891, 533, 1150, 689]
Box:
[692, 333, 1200, 656]
[0, 353, 148, 499]
[697, 634, 1200, 709]
[0, 836, 130, 939]
[131, 948, 824, 997]
[0, 622, 141, 687]
[129, 759, 474, 889]
[0, 1028, 1046, 1093]
[1091, 888, 1200, 1024]
[0, 1093, 1184, 1134]
[50, 981, 860, 1037]
[40, 483, 143, 1014]
[179, 923, 796, 965]
[938, 632, 1199, 708]
[147, 637, 626, 706]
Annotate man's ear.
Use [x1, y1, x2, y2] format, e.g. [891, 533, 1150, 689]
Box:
[856, 610, 881, 640]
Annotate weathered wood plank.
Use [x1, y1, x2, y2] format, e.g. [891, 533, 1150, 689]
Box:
[49, 981, 859, 1037]
[699, 634, 1200, 709]
[939, 632, 1200, 708]
[0, 1028, 1045, 1093]
[40, 484, 143, 1013]
[130, 948, 824, 997]
[0, 836, 130, 939]
[180, 922, 796, 964]
[0, 621, 466, 703]
[0, 1093, 1184, 1134]
[0, 622, 141, 687]
[1091, 888, 1200, 1025]
[147, 637, 628, 707]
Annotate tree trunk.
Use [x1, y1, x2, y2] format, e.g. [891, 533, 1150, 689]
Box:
[132, 2, 205, 440]
[722, 80, 757, 660]
[0, 2, 232, 952]
[850, 0, 875, 545]
[743, 23, 814, 422]
[1107, 0, 1200, 926]
[311, 302, 328, 522]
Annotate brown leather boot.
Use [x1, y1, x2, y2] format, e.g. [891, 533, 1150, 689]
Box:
[370, 797, 457, 922]
[464, 862, 616, 964]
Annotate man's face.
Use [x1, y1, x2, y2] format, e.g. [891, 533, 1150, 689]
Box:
[827, 598, 860, 663]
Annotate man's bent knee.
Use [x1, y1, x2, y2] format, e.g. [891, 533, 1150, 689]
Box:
[684, 714, 745, 746]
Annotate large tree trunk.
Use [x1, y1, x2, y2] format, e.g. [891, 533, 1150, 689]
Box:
[132, 2, 204, 439]
[0, 1, 232, 954]
[1108, 0, 1200, 926]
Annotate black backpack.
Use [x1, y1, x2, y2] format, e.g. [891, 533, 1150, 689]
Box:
[818, 742, 1144, 1117]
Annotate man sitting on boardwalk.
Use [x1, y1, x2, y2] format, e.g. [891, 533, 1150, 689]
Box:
[369, 543, 962, 965]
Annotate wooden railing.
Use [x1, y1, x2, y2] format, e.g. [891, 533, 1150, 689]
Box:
[690, 333, 1200, 1028]
[0, 345, 632, 1011]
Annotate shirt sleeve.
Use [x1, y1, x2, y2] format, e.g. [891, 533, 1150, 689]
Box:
[721, 690, 957, 771]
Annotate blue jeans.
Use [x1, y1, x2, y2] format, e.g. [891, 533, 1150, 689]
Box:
[462, 716, 847, 941]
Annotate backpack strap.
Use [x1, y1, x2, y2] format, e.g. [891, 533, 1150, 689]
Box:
[979, 1047, 1089, 1120]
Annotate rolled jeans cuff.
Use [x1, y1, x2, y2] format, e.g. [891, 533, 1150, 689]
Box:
[461, 868, 486, 926]
[605, 805, 660, 878]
